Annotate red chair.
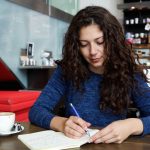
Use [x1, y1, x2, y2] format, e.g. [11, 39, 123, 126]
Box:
[0, 58, 40, 122]
[0, 91, 40, 122]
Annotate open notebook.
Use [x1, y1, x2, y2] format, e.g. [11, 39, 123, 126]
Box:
[18, 128, 99, 150]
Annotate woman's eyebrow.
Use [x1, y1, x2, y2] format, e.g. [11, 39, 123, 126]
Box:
[79, 36, 103, 42]
[95, 36, 103, 40]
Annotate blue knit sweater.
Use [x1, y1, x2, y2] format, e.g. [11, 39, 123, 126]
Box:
[29, 66, 150, 135]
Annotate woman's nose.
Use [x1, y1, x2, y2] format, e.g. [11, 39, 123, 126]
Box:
[90, 44, 97, 55]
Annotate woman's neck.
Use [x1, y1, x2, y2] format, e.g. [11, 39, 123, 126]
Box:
[89, 65, 104, 75]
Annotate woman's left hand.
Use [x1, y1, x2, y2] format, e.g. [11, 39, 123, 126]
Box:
[90, 118, 143, 144]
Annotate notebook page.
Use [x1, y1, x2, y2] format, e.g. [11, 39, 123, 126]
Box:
[18, 129, 99, 150]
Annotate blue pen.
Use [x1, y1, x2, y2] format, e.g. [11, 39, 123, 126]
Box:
[70, 103, 90, 138]
[70, 103, 80, 117]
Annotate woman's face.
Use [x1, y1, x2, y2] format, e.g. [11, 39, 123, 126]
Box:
[79, 24, 106, 74]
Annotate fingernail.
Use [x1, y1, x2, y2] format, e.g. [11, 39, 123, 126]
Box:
[84, 127, 88, 131]
[94, 140, 99, 144]
[92, 137, 95, 141]
[94, 139, 102, 143]
[89, 138, 93, 143]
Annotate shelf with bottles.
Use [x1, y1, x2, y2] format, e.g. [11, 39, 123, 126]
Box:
[125, 32, 150, 45]
[124, 8, 150, 26]
[118, 1, 150, 68]
[124, 7, 150, 45]
[133, 45, 150, 58]
[132, 44, 150, 69]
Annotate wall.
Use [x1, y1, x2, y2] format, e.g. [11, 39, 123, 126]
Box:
[78, 0, 123, 22]
[0, 0, 68, 88]
[50, 0, 79, 15]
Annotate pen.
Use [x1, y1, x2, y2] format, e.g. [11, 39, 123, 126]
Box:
[70, 103, 90, 138]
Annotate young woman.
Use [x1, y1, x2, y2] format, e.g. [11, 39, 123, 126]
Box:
[29, 6, 150, 144]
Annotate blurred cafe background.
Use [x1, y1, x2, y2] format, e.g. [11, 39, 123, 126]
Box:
[0, 0, 149, 91]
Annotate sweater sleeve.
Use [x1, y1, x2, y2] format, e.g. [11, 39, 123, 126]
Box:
[132, 75, 150, 135]
[29, 66, 67, 129]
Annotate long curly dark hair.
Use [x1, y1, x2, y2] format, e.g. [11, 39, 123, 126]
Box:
[59, 6, 149, 114]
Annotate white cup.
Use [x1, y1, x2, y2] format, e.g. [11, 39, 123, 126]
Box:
[0, 112, 15, 132]
[140, 33, 144, 38]
[125, 20, 129, 25]
[135, 18, 139, 24]
[130, 19, 134, 24]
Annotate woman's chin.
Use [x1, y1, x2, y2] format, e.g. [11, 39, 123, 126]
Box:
[90, 62, 103, 68]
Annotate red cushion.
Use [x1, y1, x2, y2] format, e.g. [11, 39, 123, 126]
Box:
[0, 91, 41, 122]
[0, 101, 35, 112]
[0, 91, 40, 104]
[15, 108, 29, 122]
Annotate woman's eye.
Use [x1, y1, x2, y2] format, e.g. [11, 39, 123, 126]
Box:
[80, 43, 88, 48]
[97, 41, 104, 45]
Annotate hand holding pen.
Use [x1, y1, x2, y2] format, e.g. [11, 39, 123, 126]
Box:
[70, 103, 91, 138]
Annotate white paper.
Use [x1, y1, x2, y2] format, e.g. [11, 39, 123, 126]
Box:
[18, 129, 99, 150]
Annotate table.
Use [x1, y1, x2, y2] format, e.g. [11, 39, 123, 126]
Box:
[1, 122, 150, 150]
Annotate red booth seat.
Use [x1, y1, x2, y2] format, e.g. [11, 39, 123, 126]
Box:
[0, 91, 40, 122]
[0, 58, 41, 122]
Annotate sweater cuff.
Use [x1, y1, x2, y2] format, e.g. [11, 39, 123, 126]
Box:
[42, 114, 55, 129]
[140, 117, 150, 136]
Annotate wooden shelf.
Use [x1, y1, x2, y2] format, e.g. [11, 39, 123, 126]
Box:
[140, 56, 150, 59]
[132, 44, 150, 49]
[117, 1, 150, 9]
[19, 65, 56, 90]
[137, 65, 150, 69]
[144, 66, 150, 69]
[135, 56, 150, 59]
[19, 65, 57, 69]
[124, 23, 147, 26]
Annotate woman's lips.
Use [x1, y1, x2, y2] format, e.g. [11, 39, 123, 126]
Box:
[90, 58, 100, 63]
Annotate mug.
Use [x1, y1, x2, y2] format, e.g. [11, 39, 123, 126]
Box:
[140, 33, 144, 38]
[0, 112, 15, 132]
[130, 19, 134, 24]
[125, 20, 129, 25]
[135, 18, 139, 24]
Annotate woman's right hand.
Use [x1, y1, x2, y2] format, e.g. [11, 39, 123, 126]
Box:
[63, 116, 91, 139]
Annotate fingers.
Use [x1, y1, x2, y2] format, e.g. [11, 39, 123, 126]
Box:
[64, 116, 91, 139]
[104, 137, 121, 144]
[86, 122, 91, 128]
[91, 121, 129, 144]
[93, 131, 113, 143]
[93, 132, 121, 144]
[91, 125, 112, 143]
[72, 116, 90, 130]
[65, 118, 85, 134]
[64, 126, 83, 139]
